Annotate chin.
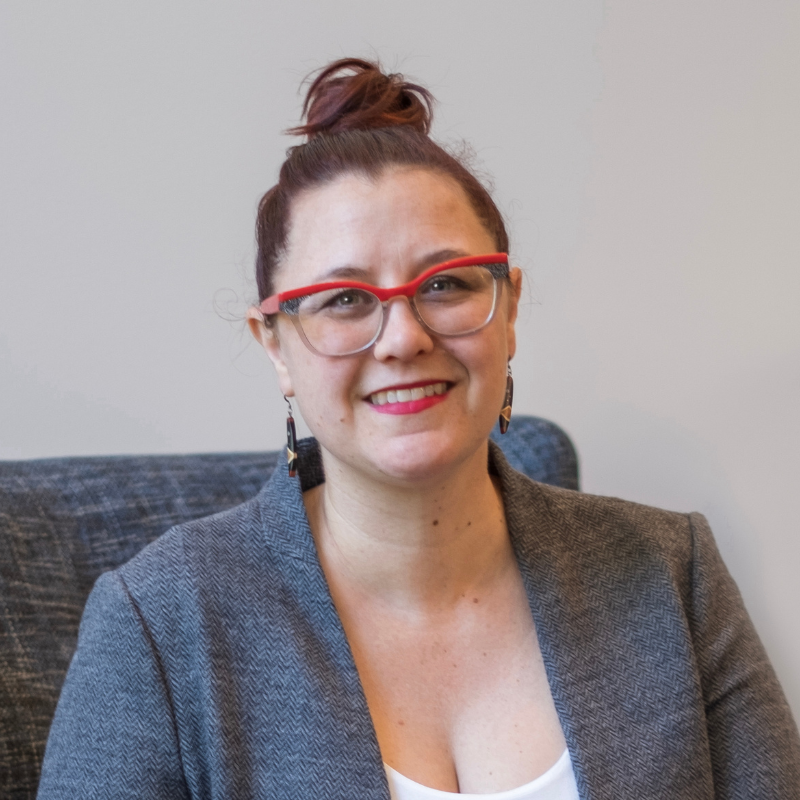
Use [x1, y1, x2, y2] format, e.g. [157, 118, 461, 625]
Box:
[359, 427, 490, 486]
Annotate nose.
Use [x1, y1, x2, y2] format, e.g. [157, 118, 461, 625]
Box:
[371, 296, 435, 361]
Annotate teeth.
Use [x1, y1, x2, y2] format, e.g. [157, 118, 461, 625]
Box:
[370, 382, 448, 405]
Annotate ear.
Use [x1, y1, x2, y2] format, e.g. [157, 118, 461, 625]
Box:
[246, 307, 295, 397]
[505, 267, 522, 360]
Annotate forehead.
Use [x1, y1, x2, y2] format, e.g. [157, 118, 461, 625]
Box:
[278, 168, 496, 288]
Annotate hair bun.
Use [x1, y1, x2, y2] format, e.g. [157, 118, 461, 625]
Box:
[288, 58, 434, 139]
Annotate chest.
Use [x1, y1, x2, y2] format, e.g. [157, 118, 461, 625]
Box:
[335, 572, 567, 793]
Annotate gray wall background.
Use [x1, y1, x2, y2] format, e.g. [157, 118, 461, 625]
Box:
[2, 2, 798, 719]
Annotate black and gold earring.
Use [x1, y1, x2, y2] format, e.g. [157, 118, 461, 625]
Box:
[499, 362, 513, 434]
[284, 395, 298, 477]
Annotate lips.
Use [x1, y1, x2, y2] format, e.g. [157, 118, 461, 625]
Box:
[368, 381, 448, 406]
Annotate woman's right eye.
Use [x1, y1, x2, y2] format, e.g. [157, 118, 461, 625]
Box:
[329, 290, 364, 307]
[303, 288, 377, 316]
[322, 290, 373, 312]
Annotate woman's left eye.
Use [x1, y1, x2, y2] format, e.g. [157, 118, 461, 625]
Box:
[419, 273, 469, 297]
[422, 275, 460, 293]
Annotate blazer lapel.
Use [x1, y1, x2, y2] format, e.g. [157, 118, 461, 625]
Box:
[256, 440, 391, 800]
[492, 442, 713, 799]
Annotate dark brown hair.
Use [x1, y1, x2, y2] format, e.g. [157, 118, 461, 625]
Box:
[255, 58, 509, 300]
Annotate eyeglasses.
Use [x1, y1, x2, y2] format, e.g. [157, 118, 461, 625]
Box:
[259, 253, 510, 356]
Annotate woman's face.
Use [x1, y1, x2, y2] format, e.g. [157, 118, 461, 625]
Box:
[250, 167, 521, 486]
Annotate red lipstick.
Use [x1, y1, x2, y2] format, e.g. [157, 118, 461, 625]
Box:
[367, 381, 450, 416]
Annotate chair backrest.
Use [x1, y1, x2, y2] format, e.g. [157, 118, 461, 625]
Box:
[0, 416, 578, 798]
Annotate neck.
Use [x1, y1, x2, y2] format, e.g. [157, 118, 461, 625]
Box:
[304, 442, 513, 612]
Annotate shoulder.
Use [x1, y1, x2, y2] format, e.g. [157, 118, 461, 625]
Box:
[116, 492, 265, 594]
[106, 456, 315, 623]
[494, 449, 711, 614]
[496, 441, 698, 560]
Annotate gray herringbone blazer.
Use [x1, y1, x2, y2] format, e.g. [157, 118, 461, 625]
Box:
[38, 440, 800, 799]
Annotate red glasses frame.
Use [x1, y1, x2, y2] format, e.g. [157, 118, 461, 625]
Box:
[258, 253, 509, 316]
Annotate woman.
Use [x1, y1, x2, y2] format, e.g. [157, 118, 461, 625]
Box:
[38, 59, 799, 799]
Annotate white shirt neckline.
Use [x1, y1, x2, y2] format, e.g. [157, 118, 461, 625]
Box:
[384, 748, 579, 800]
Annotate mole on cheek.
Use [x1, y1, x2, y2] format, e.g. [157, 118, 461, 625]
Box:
[432, 519, 439, 526]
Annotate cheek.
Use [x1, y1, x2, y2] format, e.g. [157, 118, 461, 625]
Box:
[284, 349, 363, 425]
[449, 335, 507, 398]
[472, 330, 512, 399]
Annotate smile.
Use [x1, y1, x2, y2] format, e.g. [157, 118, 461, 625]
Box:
[369, 382, 449, 406]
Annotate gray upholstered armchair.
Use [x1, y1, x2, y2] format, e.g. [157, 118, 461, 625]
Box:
[0, 416, 578, 798]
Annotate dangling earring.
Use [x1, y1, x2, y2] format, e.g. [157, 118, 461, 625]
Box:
[284, 395, 298, 477]
[499, 362, 513, 434]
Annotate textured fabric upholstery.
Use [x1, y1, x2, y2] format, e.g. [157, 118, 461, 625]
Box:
[0, 416, 578, 798]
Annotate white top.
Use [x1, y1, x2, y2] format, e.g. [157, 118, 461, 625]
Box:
[384, 749, 580, 800]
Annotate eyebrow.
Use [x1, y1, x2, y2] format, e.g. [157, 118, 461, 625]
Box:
[313, 249, 472, 284]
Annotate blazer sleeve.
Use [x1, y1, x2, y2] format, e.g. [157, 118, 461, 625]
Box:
[687, 512, 800, 797]
[37, 570, 189, 800]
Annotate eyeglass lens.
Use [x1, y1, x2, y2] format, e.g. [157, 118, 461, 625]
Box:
[288, 264, 502, 356]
